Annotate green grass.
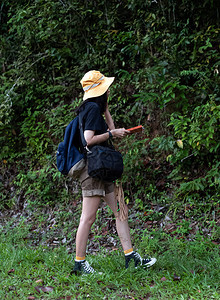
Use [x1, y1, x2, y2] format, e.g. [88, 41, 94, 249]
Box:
[0, 222, 219, 300]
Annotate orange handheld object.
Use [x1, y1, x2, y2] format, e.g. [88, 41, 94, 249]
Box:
[127, 125, 144, 133]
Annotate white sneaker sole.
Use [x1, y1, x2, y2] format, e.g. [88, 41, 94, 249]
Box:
[143, 257, 157, 267]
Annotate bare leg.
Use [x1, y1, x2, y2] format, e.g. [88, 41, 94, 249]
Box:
[75, 196, 101, 257]
[104, 191, 132, 251]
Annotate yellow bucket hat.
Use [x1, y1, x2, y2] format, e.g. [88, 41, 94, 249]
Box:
[80, 70, 115, 101]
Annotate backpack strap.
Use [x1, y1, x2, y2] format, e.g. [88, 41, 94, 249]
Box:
[78, 111, 87, 148]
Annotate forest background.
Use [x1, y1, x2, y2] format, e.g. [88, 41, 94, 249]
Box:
[0, 0, 219, 299]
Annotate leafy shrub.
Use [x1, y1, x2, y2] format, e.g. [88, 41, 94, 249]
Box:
[13, 163, 81, 210]
[0, 0, 219, 214]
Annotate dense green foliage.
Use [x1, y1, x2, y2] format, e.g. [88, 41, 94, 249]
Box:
[0, 0, 219, 225]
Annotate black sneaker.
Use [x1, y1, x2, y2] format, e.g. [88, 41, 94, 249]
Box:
[73, 260, 95, 275]
[125, 252, 157, 269]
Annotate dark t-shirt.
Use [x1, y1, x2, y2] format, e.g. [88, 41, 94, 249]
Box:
[78, 101, 109, 147]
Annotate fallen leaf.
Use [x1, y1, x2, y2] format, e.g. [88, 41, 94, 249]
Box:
[161, 276, 167, 281]
[62, 237, 67, 244]
[8, 269, 15, 274]
[146, 221, 153, 225]
[211, 241, 219, 245]
[97, 280, 105, 285]
[35, 279, 43, 284]
[51, 276, 57, 280]
[34, 286, 41, 294]
[27, 297, 35, 300]
[34, 286, 54, 293]
[41, 286, 54, 293]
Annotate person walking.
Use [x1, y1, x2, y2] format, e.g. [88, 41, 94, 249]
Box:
[73, 70, 156, 274]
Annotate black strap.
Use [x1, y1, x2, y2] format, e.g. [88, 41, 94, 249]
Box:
[78, 110, 114, 151]
[78, 112, 87, 148]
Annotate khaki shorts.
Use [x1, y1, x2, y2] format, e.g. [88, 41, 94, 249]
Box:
[79, 162, 115, 197]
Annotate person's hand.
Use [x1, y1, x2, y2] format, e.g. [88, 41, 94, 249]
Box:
[111, 128, 130, 138]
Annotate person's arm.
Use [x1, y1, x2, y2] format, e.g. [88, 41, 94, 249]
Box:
[104, 105, 115, 130]
[84, 128, 130, 147]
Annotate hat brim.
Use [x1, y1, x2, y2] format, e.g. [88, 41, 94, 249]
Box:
[83, 76, 115, 101]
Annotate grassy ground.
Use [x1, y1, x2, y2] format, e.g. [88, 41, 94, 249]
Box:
[0, 214, 219, 300]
